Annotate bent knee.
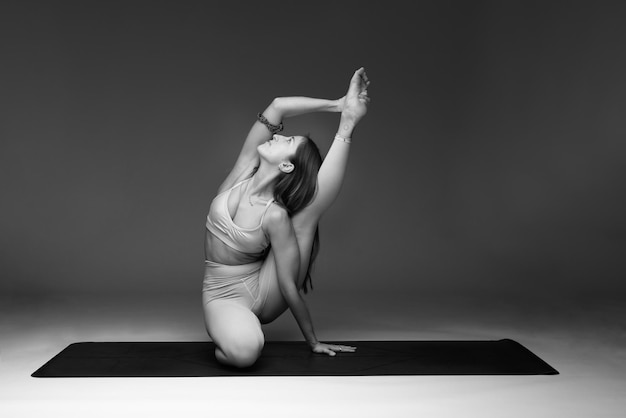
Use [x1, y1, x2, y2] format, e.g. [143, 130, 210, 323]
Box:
[218, 336, 264, 368]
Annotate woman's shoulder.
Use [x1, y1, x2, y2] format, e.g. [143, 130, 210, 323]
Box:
[265, 202, 289, 220]
[216, 163, 257, 195]
[263, 202, 292, 231]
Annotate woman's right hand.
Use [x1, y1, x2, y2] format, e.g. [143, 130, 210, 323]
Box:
[341, 67, 371, 124]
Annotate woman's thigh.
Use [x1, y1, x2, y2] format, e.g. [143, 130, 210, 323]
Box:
[256, 220, 317, 324]
[255, 250, 288, 324]
[203, 299, 264, 351]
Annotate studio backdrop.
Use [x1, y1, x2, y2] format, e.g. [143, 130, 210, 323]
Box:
[1, 1, 624, 306]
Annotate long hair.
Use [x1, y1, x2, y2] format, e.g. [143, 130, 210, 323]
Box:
[273, 136, 323, 293]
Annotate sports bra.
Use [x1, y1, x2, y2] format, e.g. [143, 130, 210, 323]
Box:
[206, 179, 274, 254]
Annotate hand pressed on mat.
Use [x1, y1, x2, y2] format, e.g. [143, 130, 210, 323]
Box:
[311, 342, 357, 356]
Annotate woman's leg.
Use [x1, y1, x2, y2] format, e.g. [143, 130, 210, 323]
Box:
[255, 251, 288, 324]
[255, 218, 318, 324]
[203, 298, 264, 368]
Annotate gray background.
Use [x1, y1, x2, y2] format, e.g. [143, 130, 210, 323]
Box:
[2, 0, 625, 308]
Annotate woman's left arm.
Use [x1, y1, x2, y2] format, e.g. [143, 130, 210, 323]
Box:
[265, 206, 356, 356]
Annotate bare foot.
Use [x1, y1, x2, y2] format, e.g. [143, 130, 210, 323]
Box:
[342, 67, 371, 123]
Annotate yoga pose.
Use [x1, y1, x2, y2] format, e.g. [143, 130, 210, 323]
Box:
[203, 68, 370, 367]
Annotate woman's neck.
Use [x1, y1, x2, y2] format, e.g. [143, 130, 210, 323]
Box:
[248, 162, 280, 201]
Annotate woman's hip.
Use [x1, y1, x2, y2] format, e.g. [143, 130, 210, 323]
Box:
[202, 259, 263, 310]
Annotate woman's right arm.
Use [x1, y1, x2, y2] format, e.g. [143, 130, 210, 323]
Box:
[216, 100, 278, 194]
[217, 97, 341, 194]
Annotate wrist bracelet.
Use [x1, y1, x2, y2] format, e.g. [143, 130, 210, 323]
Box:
[334, 134, 352, 144]
[257, 113, 284, 134]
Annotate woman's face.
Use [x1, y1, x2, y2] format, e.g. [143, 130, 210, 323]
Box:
[257, 134, 306, 165]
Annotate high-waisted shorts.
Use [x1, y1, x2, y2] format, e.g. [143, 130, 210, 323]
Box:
[202, 259, 270, 316]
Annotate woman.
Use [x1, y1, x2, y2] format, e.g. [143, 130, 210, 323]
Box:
[203, 68, 370, 368]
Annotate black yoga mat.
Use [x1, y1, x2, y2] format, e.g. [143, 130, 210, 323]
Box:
[31, 339, 558, 377]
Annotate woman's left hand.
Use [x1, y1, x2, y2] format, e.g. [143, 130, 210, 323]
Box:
[311, 342, 357, 356]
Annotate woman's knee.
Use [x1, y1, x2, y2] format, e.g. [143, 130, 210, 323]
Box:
[204, 300, 265, 367]
[218, 333, 264, 368]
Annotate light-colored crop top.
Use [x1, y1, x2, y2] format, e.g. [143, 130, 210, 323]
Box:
[206, 179, 274, 254]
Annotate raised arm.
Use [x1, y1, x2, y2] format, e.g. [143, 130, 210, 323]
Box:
[217, 97, 341, 193]
[305, 68, 370, 218]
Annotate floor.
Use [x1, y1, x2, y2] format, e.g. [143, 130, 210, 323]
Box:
[1, 290, 625, 418]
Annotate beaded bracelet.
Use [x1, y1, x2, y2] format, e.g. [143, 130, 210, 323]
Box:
[257, 113, 284, 134]
[334, 134, 352, 144]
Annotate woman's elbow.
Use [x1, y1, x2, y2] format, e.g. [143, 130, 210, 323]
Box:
[271, 97, 288, 112]
[279, 279, 300, 301]
[262, 98, 284, 121]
